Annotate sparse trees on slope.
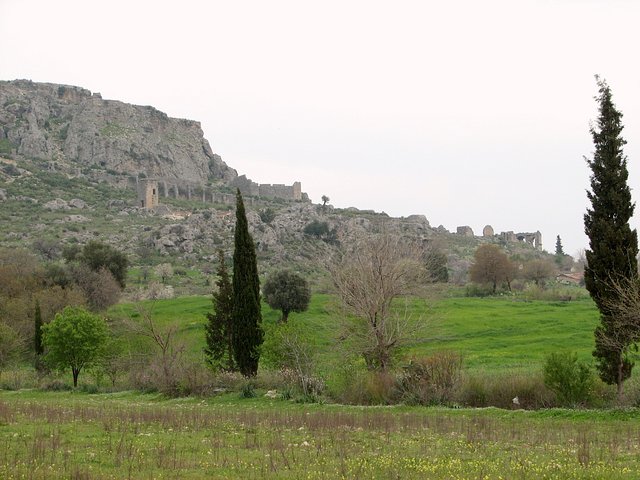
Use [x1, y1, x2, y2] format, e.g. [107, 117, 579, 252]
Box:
[231, 189, 263, 377]
[42, 306, 109, 387]
[263, 270, 311, 322]
[584, 77, 639, 398]
[204, 250, 235, 371]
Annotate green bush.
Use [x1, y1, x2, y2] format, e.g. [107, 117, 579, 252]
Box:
[543, 351, 594, 407]
[465, 283, 495, 297]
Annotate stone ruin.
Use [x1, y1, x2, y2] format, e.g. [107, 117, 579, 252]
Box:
[500, 231, 543, 250]
[137, 179, 159, 209]
[134, 174, 309, 210]
[455, 223, 543, 251]
[230, 175, 309, 202]
[456, 226, 474, 237]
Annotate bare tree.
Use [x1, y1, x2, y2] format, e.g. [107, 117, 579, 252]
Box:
[126, 303, 185, 394]
[597, 276, 640, 399]
[154, 263, 174, 284]
[469, 244, 514, 293]
[522, 259, 557, 287]
[329, 234, 427, 371]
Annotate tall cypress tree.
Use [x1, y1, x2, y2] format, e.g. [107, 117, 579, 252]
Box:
[231, 189, 263, 376]
[555, 235, 564, 257]
[34, 300, 43, 356]
[204, 250, 235, 371]
[584, 77, 639, 397]
[555, 235, 565, 266]
[34, 300, 44, 371]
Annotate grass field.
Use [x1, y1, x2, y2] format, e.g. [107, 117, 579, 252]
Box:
[0, 390, 639, 479]
[108, 290, 601, 373]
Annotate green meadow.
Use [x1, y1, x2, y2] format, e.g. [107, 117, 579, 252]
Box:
[2, 290, 637, 479]
[108, 291, 601, 373]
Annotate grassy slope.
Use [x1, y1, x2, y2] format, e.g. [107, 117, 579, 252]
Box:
[109, 292, 600, 373]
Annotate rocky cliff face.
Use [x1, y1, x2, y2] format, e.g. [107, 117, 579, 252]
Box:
[0, 80, 236, 183]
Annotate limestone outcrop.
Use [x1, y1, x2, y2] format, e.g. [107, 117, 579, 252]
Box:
[0, 80, 236, 183]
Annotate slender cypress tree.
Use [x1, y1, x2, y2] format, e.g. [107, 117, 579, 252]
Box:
[584, 77, 639, 397]
[555, 235, 565, 266]
[231, 189, 263, 376]
[34, 300, 44, 371]
[204, 250, 235, 371]
[34, 300, 43, 356]
[555, 235, 564, 257]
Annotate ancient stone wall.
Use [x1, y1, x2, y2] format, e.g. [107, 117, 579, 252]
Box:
[231, 175, 306, 201]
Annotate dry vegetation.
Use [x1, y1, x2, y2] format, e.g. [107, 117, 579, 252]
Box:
[1, 391, 640, 479]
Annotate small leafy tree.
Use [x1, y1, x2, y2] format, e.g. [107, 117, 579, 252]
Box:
[204, 250, 235, 370]
[543, 351, 594, 407]
[263, 270, 311, 322]
[321, 195, 330, 213]
[42, 306, 109, 387]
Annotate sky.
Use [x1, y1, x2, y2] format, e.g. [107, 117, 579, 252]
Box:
[1, 0, 639, 256]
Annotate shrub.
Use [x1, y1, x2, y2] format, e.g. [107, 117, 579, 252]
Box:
[329, 366, 397, 405]
[465, 283, 495, 297]
[239, 380, 256, 398]
[259, 207, 276, 224]
[458, 371, 555, 409]
[543, 351, 594, 407]
[397, 352, 463, 405]
[303, 220, 338, 245]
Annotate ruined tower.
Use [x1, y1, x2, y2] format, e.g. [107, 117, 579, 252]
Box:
[137, 179, 159, 209]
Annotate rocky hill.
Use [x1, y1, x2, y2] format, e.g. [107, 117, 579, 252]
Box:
[0, 80, 236, 183]
[0, 80, 556, 296]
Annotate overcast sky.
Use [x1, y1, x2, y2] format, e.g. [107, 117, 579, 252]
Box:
[2, 0, 639, 255]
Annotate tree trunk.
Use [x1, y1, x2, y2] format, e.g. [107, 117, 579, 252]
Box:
[617, 359, 625, 402]
[72, 367, 80, 387]
[281, 310, 289, 323]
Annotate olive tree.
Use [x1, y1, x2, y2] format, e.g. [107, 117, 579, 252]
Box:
[263, 270, 311, 322]
[42, 306, 109, 387]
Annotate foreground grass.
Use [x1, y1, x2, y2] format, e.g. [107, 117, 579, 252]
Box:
[0, 390, 639, 479]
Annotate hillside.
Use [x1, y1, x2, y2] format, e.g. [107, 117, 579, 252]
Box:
[0, 80, 557, 294]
